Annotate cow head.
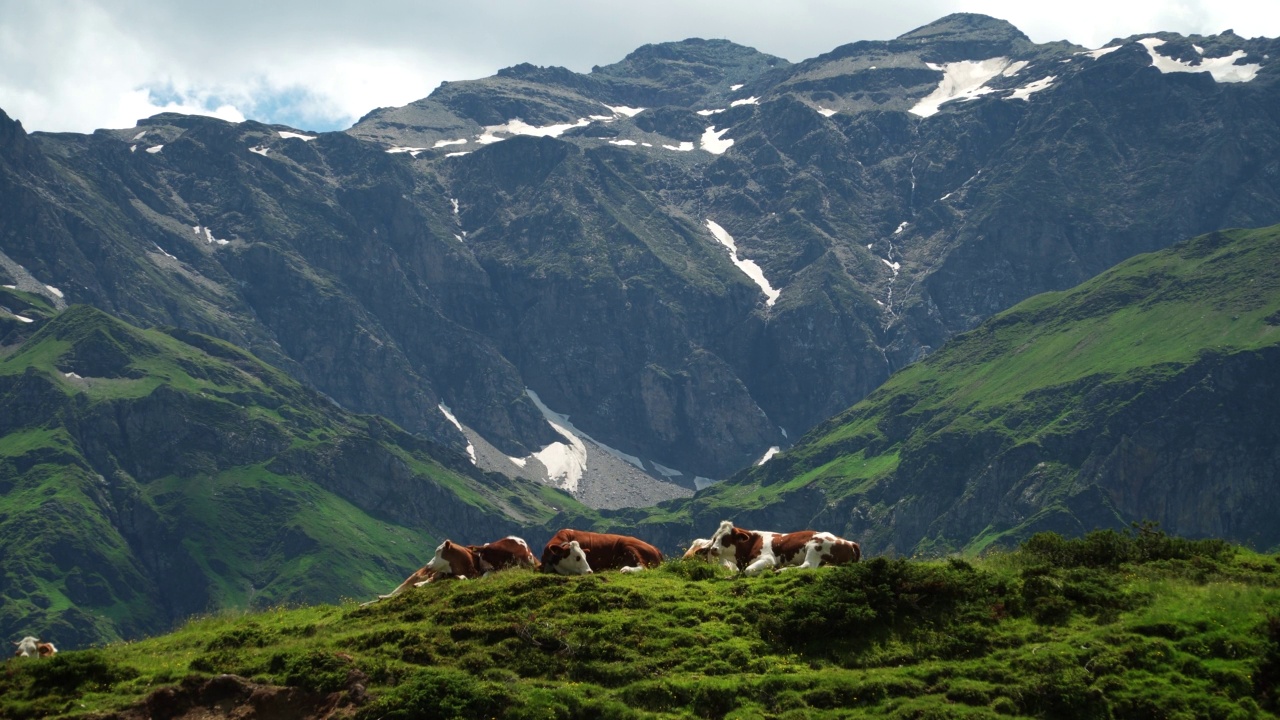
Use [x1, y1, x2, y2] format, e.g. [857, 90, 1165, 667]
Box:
[426, 539, 482, 578]
[13, 637, 39, 658]
[705, 520, 750, 563]
[543, 540, 592, 575]
[682, 538, 713, 561]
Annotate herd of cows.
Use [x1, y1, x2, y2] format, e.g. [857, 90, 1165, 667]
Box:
[364, 520, 863, 604]
[10, 635, 56, 659]
[9, 522, 862, 654]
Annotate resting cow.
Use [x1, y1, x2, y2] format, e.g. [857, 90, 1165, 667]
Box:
[364, 536, 538, 604]
[540, 529, 664, 575]
[792, 531, 862, 569]
[682, 538, 712, 560]
[12, 637, 55, 658]
[705, 520, 861, 575]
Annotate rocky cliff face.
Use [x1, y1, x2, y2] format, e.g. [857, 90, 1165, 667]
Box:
[643, 226, 1280, 557]
[3, 14, 1280, 506]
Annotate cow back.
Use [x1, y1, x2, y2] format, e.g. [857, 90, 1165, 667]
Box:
[474, 536, 538, 571]
[542, 529, 663, 571]
[770, 530, 819, 567]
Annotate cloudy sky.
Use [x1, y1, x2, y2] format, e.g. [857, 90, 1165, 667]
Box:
[3, 0, 1278, 134]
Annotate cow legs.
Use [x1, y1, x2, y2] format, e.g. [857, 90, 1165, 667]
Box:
[619, 545, 653, 573]
[742, 555, 777, 576]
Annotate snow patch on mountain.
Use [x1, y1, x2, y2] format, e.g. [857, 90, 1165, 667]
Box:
[278, 131, 316, 141]
[525, 389, 587, 493]
[910, 58, 1016, 117]
[663, 141, 694, 152]
[193, 226, 230, 246]
[386, 146, 428, 156]
[697, 108, 726, 116]
[604, 104, 645, 117]
[433, 138, 467, 148]
[818, 107, 837, 117]
[653, 462, 683, 479]
[1079, 46, 1122, 59]
[477, 117, 591, 144]
[706, 219, 780, 307]
[1138, 38, 1260, 82]
[730, 96, 760, 107]
[701, 126, 733, 154]
[146, 145, 164, 154]
[610, 139, 638, 146]
[1007, 75, 1056, 101]
[1002, 61, 1029, 77]
[756, 446, 781, 465]
[249, 146, 269, 156]
[438, 403, 477, 464]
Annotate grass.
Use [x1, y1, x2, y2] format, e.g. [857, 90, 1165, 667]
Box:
[2, 528, 1278, 719]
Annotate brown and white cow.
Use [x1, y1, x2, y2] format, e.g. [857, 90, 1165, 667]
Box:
[789, 531, 862, 570]
[705, 521, 862, 575]
[704, 521, 818, 575]
[681, 537, 738, 571]
[540, 529, 664, 575]
[682, 538, 712, 560]
[364, 536, 538, 604]
[12, 637, 55, 658]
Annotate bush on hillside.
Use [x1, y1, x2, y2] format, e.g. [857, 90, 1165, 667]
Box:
[1022, 522, 1232, 568]
[760, 557, 1009, 653]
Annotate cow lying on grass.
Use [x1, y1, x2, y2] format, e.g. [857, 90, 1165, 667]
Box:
[540, 529, 664, 575]
[363, 536, 538, 605]
[12, 636, 56, 658]
[704, 520, 861, 575]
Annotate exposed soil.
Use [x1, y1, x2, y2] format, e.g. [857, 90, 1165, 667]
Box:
[97, 671, 367, 720]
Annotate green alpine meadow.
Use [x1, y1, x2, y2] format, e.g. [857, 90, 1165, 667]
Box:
[1, 529, 1278, 719]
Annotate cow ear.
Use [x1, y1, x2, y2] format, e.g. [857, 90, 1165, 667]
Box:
[732, 529, 750, 544]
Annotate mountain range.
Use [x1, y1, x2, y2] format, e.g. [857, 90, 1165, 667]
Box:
[3, 12, 1280, 646]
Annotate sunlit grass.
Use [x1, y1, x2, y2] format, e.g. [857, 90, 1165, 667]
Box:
[3, 530, 1277, 719]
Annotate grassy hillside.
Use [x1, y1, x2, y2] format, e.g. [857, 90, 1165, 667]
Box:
[1, 529, 1277, 719]
[0, 304, 590, 648]
[622, 225, 1280, 555]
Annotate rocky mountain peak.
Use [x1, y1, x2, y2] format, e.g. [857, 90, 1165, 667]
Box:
[893, 13, 1040, 62]
[897, 13, 1031, 45]
[0, 107, 39, 169]
[599, 37, 785, 72]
